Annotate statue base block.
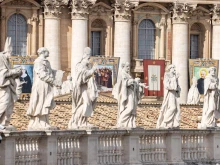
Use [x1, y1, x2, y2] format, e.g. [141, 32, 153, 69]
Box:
[4, 125, 17, 131]
[28, 126, 59, 131]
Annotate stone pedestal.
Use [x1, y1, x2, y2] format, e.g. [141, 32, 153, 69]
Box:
[122, 135, 141, 165]
[0, 132, 16, 165]
[39, 131, 58, 165]
[81, 135, 99, 165]
[205, 130, 220, 161]
[166, 132, 184, 164]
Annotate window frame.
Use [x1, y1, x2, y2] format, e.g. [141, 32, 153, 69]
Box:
[137, 19, 156, 60]
[7, 13, 28, 56]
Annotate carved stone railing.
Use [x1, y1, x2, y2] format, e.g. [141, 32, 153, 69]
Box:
[139, 133, 166, 163]
[181, 131, 208, 163]
[0, 129, 219, 165]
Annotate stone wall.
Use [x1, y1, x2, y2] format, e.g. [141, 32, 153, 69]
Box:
[1, 129, 219, 165]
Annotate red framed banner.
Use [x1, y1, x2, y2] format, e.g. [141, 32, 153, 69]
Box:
[143, 60, 165, 96]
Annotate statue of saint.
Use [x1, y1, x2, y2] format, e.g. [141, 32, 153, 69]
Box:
[0, 37, 22, 129]
[187, 76, 200, 104]
[156, 64, 181, 129]
[27, 47, 60, 130]
[200, 67, 220, 128]
[68, 47, 98, 129]
[112, 62, 147, 128]
[61, 75, 73, 94]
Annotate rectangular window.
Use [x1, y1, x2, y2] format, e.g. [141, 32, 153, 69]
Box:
[91, 31, 101, 56]
[190, 35, 199, 59]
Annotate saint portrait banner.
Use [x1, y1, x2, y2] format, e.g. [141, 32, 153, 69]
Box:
[143, 60, 165, 96]
[90, 56, 120, 93]
[10, 56, 36, 99]
[189, 59, 219, 95]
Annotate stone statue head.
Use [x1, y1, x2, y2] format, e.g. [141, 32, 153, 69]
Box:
[121, 62, 130, 73]
[37, 47, 49, 58]
[166, 64, 176, 74]
[81, 47, 91, 66]
[208, 67, 216, 76]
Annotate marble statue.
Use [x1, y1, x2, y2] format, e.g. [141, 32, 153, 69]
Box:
[68, 47, 98, 129]
[27, 47, 61, 130]
[187, 77, 200, 104]
[156, 64, 181, 129]
[112, 62, 147, 128]
[200, 67, 220, 128]
[0, 37, 22, 129]
[61, 75, 73, 94]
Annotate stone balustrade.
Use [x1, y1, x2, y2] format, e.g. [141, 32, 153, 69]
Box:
[0, 129, 220, 165]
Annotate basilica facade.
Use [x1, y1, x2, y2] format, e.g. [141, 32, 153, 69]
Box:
[1, 0, 220, 103]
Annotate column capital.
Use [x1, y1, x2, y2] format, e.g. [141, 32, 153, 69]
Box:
[43, 0, 68, 19]
[71, 0, 96, 20]
[113, 0, 139, 22]
[211, 4, 220, 25]
[171, 2, 196, 23]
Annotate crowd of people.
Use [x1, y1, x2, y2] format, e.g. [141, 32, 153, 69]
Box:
[94, 67, 113, 88]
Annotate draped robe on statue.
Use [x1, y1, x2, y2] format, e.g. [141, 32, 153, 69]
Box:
[112, 70, 141, 128]
[200, 75, 220, 128]
[0, 52, 18, 126]
[187, 84, 200, 104]
[156, 73, 181, 128]
[27, 57, 55, 129]
[68, 63, 98, 129]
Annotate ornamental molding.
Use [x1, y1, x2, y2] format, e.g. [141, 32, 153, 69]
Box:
[43, 0, 68, 18]
[89, 2, 112, 16]
[113, 0, 139, 21]
[3, 0, 34, 7]
[70, 0, 96, 20]
[190, 6, 211, 20]
[171, 2, 197, 23]
[210, 4, 220, 25]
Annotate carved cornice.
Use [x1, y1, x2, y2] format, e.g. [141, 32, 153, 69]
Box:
[171, 2, 197, 23]
[2, 0, 34, 7]
[89, 2, 112, 16]
[113, 0, 138, 22]
[71, 0, 96, 20]
[43, 0, 68, 19]
[211, 4, 220, 25]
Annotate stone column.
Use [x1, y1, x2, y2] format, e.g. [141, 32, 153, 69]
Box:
[1, 8, 6, 50]
[159, 14, 166, 60]
[212, 4, 220, 81]
[113, 0, 138, 65]
[70, 0, 96, 76]
[171, 3, 192, 103]
[31, 10, 38, 56]
[43, 0, 67, 70]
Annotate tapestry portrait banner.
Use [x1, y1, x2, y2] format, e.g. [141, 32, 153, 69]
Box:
[10, 56, 36, 98]
[143, 60, 165, 97]
[90, 57, 120, 93]
[189, 59, 219, 95]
